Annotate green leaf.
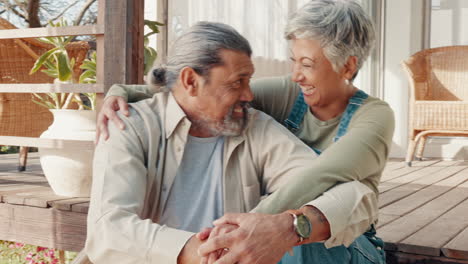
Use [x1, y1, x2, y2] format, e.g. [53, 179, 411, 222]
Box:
[144, 32, 157, 38]
[37, 37, 55, 45]
[40, 69, 59, 78]
[55, 51, 72, 82]
[70, 57, 76, 70]
[80, 61, 96, 71]
[44, 59, 57, 70]
[30, 47, 60, 74]
[32, 98, 56, 109]
[79, 70, 96, 84]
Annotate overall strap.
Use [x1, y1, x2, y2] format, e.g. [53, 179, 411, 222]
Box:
[284, 92, 308, 134]
[284, 92, 322, 155]
[333, 89, 368, 142]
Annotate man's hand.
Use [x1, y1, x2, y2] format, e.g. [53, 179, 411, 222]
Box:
[95, 96, 129, 144]
[198, 213, 297, 264]
[196, 224, 238, 264]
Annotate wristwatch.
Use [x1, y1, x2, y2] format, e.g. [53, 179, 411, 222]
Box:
[288, 210, 312, 244]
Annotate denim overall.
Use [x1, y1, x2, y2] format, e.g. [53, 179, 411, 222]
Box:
[279, 90, 386, 264]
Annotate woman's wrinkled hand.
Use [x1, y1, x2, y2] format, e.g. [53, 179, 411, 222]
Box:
[197, 224, 238, 264]
[95, 96, 130, 144]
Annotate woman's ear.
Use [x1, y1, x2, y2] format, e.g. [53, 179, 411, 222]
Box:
[342, 56, 358, 81]
[179, 67, 199, 96]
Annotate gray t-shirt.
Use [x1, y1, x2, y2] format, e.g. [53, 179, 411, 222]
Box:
[160, 135, 225, 233]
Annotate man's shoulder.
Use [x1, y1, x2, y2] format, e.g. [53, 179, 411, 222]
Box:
[116, 93, 167, 139]
[244, 108, 295, 139]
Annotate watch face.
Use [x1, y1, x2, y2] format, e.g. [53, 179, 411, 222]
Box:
[296, 214, 312, 238]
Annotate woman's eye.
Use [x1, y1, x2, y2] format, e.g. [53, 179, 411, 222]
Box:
[302, 64, 312, 68]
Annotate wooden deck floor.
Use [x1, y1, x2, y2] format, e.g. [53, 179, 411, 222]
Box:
[379, 159, 468, 264]
[1, 154, 468, 263]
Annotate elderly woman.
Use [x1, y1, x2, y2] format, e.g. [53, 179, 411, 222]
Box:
[96, 0, 393, 263]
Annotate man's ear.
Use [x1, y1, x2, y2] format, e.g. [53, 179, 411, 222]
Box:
[342, 56, 358, 81]
[179, 67, 199, 96]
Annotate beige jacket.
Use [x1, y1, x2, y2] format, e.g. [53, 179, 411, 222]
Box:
[85, 91, 377, 264]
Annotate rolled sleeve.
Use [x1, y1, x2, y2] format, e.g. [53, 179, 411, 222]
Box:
[305, 181, 378, 248]
[151, 225, 194, 263]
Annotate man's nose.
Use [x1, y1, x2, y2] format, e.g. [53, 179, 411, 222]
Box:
[241, 86, 254, 102]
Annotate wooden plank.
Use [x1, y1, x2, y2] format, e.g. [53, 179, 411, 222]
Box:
[379, 165, 445, 193]
[443, 226, 468, 260]
[71, 202, 89, 214]
[2, 187, 64, 207]
[0, 136, 94, 149]
[380, 160, 441, 182]
[380, 168, 468, 216]
[0, 186, 46, 203]
[377, 213, 399, 228]
[50, 198, 90, 211]
[379, 166, 467, 208]
[0, 203, 87, 252]
[386, 250, 468, 264]
[378, 180, 468, 251]
[0, 83, 104, 93]
[382, 160, 406, 172]
[398, 197, 468, 257]
[0, 24, 105, 39]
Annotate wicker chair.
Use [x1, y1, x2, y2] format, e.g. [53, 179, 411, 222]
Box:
[402, 45, 468, 166]
[0, 18, 90, 171]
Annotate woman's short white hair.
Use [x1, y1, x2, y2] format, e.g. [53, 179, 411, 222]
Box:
[285, 0, 375, 79]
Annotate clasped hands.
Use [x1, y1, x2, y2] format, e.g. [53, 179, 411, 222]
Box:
[194, 213, 298, 264]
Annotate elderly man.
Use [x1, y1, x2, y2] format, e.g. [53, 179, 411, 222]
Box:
[85, 22, 378, 264]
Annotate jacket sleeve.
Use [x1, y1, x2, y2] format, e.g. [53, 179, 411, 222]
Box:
[85, 111, 193, 264]
[305, 181, 379, 248]
[105, 84, 155, 102]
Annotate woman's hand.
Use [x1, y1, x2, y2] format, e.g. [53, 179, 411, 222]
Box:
[197, 224, 238, 264]
[95, 96, 130, 144]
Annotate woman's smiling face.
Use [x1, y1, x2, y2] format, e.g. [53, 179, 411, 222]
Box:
[289, 38, 349, 108]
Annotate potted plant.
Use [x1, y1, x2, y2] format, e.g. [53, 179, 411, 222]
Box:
[30, 20, 96, 197]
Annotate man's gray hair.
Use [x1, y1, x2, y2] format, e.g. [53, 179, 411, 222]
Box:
[150, 21, 252, 88]
[285, 0, 375, 79]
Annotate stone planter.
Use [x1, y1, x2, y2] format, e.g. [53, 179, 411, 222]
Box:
[39, 109, 96, 197]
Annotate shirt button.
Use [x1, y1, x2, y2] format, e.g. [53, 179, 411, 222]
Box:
[176, 146, 182, 152]
[162, 185, 167, 192]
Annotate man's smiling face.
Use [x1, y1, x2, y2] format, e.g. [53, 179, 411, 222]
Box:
[192, 49, 255, 136]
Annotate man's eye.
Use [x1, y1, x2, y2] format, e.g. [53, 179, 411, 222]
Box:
[302, 64, 312, 68]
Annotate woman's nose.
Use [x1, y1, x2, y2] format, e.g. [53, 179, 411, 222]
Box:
[291, 64, 304, 83]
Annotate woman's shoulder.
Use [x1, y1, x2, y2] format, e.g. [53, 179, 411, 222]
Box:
[250, 75, 299, 122]
[353, 95, 395, 127]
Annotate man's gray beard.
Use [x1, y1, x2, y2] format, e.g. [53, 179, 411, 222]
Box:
[193, 104, 249, 137]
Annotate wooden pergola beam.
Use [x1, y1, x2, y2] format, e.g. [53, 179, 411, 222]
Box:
[96, 0, 145, 90]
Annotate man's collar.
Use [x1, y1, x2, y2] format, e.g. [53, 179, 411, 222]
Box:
[165, 92, 189, 139]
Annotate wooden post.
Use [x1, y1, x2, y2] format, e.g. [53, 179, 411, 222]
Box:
[157, 0, 169, 64]
[129, 0, 145, 84]
[96, 0, 145, 94]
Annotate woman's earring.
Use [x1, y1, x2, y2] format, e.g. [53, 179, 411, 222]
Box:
[345, 79, 350, 85]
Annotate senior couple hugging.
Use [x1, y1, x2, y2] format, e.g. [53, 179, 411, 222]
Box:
[84, 1, 394, 263]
